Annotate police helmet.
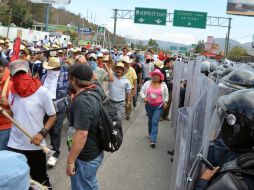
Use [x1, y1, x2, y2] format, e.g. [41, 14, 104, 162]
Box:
[218, 89, 254, 152]
[221, 69, 254, 90]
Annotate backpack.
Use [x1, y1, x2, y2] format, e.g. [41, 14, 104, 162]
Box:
[87, 90, 123, 153]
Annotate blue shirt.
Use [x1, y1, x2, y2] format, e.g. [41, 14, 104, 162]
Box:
[109, 74, 131, 102]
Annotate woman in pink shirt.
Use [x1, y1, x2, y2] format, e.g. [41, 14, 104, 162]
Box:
[140, 69, 169, 148]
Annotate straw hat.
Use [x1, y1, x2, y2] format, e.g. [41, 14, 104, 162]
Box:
[102, 55, 111, 62]
[43, 57, 61, 70]
[154, 60, 164, 69]
[120, 56, 133, 64]
[115, 62, 128, 74]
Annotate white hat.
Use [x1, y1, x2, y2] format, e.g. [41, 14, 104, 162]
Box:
[97, 52, 103, 58]
[121, 56, 133, 64]
[89, 53, 97, 60]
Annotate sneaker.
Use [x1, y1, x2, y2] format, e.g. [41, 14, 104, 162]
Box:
[150, 142, 156, 148]
[133, 106, 137, 111]
[47, 156, 58, 167]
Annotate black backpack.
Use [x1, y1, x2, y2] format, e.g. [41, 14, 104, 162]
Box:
[87, 91, 123, 152]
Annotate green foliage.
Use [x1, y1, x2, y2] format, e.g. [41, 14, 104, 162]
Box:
[1, 0, 126, 46]
[134, 41, 147, 51]
[0, 0, 9, 25]
[63, 30, 78, 42]
[147, 38, 159, 52]
[194, 40, 205, 53]
[228, 46, 248, 61]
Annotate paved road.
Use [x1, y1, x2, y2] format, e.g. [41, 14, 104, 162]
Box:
[47, 100, 174, 190]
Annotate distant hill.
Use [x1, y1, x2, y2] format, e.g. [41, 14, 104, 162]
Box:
[129, 37, 254, 55]
[129, 39, 191, 51]
[2, 0, 125, 45]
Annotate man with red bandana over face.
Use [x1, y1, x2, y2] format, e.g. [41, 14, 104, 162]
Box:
[7, 60, 57, 189]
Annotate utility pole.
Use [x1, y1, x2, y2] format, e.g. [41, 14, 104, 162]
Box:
[45, 3, 50, 32]
[113, 9, 118, 48]
[7, 8, 12, 38]
[225, 18, 232, 59]
[82, 17, 85, 40]
[87, 9, 89, 22]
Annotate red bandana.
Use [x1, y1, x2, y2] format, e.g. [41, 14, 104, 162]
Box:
[11, 73, 41, 97]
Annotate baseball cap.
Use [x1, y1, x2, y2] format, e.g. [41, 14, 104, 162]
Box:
[9, 60, 30, 76]
[68, 63, 93, 81]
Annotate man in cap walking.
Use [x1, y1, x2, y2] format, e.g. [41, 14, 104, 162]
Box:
[66, 63, 105, 190]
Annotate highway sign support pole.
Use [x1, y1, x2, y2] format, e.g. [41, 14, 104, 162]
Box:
[225, 18, 232, 59]
[113, 9, 118, 48]
[45, 3, 50, 32]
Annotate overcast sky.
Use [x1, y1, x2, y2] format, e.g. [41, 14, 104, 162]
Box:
[54, 0, 254, 45]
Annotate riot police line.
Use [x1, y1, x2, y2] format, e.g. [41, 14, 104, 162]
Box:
[169, 57, 254, 190]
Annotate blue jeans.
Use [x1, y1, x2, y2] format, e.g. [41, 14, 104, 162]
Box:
[0, 128, 11, 151]
[49, 107, 66, 158]
[145, 103, 163, 143]
[71, 153, 104, 190]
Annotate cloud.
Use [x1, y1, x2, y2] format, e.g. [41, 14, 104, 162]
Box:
[106, 19, 197, 45]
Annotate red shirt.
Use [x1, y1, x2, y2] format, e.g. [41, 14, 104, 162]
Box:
[0, 68, 12, 130]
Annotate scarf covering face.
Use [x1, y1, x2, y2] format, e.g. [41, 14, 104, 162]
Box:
[11, 73, 41, 97]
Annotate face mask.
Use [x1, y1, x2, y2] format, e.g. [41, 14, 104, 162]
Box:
[146, 59, 150, 63]
[89, 61, 97, 71]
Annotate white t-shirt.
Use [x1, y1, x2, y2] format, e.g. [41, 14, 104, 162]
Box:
[8, 86, 56, 151]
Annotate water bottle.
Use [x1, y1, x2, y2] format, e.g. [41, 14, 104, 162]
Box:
[67, 126, 75, 151]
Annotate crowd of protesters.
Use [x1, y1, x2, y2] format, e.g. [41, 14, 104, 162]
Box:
[0, 35, 176, 189]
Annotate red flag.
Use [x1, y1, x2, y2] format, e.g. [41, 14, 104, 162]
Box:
[10, 37, 21, 63]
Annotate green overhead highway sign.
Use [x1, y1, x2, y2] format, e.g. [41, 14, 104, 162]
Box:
[173, 10, 207, 29]
[191, 44, 197, 48]
[170, 46, 177, 51]
[179, 47, 187, 52]
[98, 26, 105, 34]
[134, 7, 167, 25]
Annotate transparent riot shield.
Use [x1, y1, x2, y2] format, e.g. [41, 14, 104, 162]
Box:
[184, 90, 208, 190]
[169, 107, 195, 190]
[184, 60, 196, 107]
[171, 62, 186, 130]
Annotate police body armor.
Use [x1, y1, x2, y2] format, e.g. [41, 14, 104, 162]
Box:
[207, 158, 254, 190]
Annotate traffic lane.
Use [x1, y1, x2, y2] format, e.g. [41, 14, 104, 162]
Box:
[97, 106, 174, 190]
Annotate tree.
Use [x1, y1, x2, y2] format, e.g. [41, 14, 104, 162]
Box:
[0, 0, 9, 25]
[228, 46, 248, 61]
[147, 38, 159, 52]
[194, 40, 205, 53]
